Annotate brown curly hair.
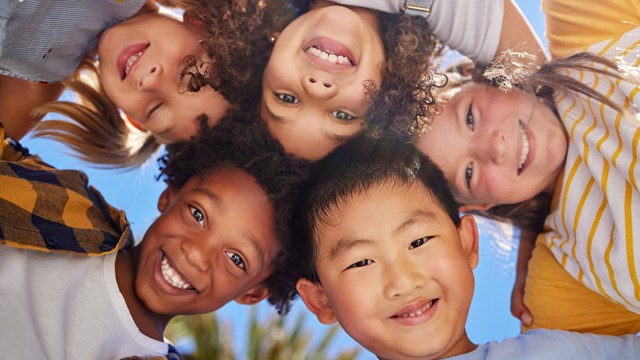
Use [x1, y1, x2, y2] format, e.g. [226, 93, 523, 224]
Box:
[182, 0, 445, 139]
[159, 108, 310, 314]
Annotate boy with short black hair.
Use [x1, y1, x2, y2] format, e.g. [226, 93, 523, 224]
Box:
[289, 135, 640, 359]
[0, 109, 307, 359]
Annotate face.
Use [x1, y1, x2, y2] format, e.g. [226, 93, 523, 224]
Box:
[297, 181, 478, 360]
[98, 13, 230, 143]
[134, 166, 279, 316]
[414, 83, 568, 209]
[260, 5, 385, 160]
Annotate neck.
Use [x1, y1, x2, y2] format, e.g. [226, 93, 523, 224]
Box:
[115, 248, 171, 341]
[311, 1, 381, 32]
[438, 331, 477, 359]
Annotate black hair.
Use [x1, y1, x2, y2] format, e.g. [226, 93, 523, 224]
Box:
[286, 135, 459, 292]
[158, 109, 309, 314]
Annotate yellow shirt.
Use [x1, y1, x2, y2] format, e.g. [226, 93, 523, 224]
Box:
[542, 0, 640, 58]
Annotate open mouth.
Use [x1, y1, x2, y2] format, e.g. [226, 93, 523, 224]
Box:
[517, 119, 531, 175]
[118, 43, 150, 80]
[392, 299, 438, 319]
[303, 37, 356, 70]
[161, 253, 197, 292]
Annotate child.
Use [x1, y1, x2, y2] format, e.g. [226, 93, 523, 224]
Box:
[289, 135, 640, 359]
[413, 27, 640, 334]
[256, 0, 546, 160]
[0, 1, 241, 168]
[0, 109, 308, 359]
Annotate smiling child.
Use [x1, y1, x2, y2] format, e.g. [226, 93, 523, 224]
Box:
[288, 135, 640, 359]
[0, 109, 307, 358]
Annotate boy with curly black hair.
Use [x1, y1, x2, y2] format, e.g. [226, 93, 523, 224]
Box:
[288, 135, 640, 360]
[0, 109, 307, 359]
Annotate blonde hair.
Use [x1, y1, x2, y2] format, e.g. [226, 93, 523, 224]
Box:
[32, 58, 162, 169]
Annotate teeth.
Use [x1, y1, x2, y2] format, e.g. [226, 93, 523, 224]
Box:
[161, 255, 195, 291]
[518, 121, 530, 171]
[305, 46, 352, 65]
[396, 300, 435, 318]
[124, 50, 144, 77]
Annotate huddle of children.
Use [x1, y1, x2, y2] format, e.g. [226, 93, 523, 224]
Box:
[1, 0, 639, 358]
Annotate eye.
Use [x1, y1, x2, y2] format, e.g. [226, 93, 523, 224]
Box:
[346, 259, 374, 269]
[276, 93, 300, 104]
[331, 110, 355, 121]
[466, 104, 475, 131]
[225, 251, 247, 271]
[146, 102, 163, 119]
[465, 162, 474, 191]
[410, 236, 433, 249]
[189, 205, 205, 227]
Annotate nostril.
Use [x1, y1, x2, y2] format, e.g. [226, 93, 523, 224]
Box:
[150, 66, 157, 74]
[322, 82, 332, 88]
[309, 77, 317, 83]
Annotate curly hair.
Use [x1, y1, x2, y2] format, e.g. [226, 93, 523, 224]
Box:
[183, 1, 444, 139]
[158, 108, 309, 314]
[364, 12, 444, 139]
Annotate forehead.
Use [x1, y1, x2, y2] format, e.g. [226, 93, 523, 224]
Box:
[314, 180, 441, 247]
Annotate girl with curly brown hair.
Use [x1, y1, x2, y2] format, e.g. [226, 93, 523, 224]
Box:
[258, 0, 546, 160]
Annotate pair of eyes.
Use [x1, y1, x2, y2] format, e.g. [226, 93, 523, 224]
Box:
[276, 93, 357, 122]
[345, 236, 435, 270]
[464, 104, 476, 191]
[189, 206, 247, 271]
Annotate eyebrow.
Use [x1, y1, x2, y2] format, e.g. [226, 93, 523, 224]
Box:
[329, 238, 374, 260]
[395, 209, 439, 234]
[263, 102, 289, 124]
[243, 231, 267, 268]
[193, 187, 223, 210]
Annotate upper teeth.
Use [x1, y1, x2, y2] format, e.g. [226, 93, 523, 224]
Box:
[396, 300, 435, 318]
[305, 46, 351, 65]
[518, 121, 530, 172]
[124, 50, 144, 77]
[161, 255, 194, 291]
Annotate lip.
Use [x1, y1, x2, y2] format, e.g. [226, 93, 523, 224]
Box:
[516, 120, 535, 175]
[303, 36, 357, 71]
[390, 298, 439, 326]
[153, 250, 198, 296]
[117, 43, 149, 80]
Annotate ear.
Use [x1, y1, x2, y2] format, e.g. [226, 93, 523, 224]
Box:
[234, 284, 270, 305]
[183, 12, 204, 29]
[296, 278, 337, 324]
[157, 187, 177, 212]
[459, 203, 494, 213]
[458, 215, 479, 269]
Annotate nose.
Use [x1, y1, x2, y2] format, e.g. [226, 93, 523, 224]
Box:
[301, 74, 338, 99]
[478, 130, 506, 165]
[138, 63, 163, 91]
[181, 237, 212, 272]
[383, 260, 425, 299]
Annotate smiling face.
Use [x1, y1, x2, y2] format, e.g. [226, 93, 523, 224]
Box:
[260, 5, 385, 160]
[98, 13, 230, 143]
[297, 181, 478, 360]
[414, 83, 568, 209]
[133, 165, 279, 316]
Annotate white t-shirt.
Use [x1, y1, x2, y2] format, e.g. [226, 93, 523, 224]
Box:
[0, 245, 168, 360]
[449, 329, 640, 359]
[328, 0, 503, 64]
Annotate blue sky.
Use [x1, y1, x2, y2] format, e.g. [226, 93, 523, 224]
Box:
[20, 1, 547, 357]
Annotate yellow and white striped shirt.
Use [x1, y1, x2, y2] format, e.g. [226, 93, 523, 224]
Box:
[543, 27, 640, 314]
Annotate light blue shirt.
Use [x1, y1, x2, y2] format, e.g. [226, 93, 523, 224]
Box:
[0, 0, 145, 83]
[450, 329, 640, 360]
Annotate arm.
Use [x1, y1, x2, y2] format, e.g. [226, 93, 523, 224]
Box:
[497, 0, 548, 65]
[0, 75, 64, 140]
[510, 229, 535, 326]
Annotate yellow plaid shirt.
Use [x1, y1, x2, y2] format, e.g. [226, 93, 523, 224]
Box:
[0, 125, 133, 255]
